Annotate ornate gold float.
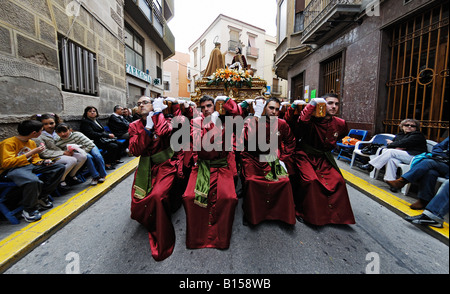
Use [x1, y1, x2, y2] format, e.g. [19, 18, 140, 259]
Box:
[190, 68, 267, 105]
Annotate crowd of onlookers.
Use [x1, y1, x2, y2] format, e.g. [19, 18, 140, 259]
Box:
[0, 105, 138, 222]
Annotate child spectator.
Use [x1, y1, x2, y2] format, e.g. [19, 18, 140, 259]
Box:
[33, 113, 87, 190]
[0, 120, 65, 222]
[55, 123, 107, 186]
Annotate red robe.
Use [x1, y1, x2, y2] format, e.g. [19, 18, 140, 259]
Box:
[240, 117, 296, 225]
[285, 104, 356, 226]
[129, 112, 182, 261]
[182, 100, 240, 249]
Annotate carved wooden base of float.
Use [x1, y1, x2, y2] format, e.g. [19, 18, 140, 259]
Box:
[190, 78, 267, 105]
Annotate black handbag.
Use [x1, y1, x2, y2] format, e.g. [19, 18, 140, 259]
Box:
[361, 143, 383, 155]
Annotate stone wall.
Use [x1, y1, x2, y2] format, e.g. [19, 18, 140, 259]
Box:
[0, 0, 126, 141]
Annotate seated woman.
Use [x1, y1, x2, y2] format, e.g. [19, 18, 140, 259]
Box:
[33, 113, 86, 190]
[79, 106, 124, 170]
[359, 118, 427, 184]
[55, 123, 107, 186]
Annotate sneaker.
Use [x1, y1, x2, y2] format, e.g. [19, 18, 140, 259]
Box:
[90, 178, 98, 186]
[98, 177, 106, 183]
[411, 214, 443, 228]
[22, 209, 42, 222]
[38, 198, 53, 210]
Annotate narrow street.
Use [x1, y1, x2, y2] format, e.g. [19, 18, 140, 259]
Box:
[5, 173, 448, 275]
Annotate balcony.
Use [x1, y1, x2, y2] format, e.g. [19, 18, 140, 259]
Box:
[246, 46, 259, 58]
[125, 0, 175, 60]
[302, 0, 362, 44]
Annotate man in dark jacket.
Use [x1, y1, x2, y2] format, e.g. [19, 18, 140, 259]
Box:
[108, 105, 130, 141]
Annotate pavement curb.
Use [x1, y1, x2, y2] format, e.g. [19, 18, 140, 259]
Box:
[0, 157, 139, 273]
[341, 169, 449, 245]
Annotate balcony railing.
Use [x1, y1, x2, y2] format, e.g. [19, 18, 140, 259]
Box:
[303, 0, 362, 39]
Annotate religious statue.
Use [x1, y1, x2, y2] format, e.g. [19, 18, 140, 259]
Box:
[229, 47, 247, 71]
[204, 42, 225, 77]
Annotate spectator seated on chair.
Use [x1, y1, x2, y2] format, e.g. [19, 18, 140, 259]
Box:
[33, 113, 86, 190]
[108, 105, 130, 145]
[0, 120, 65, 222]
[405, 179, 448, 228]
[358, 119, 427, 182]
[55, 123, 107, 187]
[386, 136, 448, 210]
[80, 106, 124, 170]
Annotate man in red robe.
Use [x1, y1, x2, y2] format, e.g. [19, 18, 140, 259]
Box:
[182, 95, 239, 249]
[284, 94, 355, 226]
[240, 97, 296, 226]
[129, 96, 184, 261]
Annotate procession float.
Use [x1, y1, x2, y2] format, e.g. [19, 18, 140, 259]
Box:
[190, 42, 267, 105]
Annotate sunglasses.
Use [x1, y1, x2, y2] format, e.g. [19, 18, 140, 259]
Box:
[403, 124, 417, 128]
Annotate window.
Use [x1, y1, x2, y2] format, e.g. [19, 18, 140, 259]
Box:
[201, 40, 206, 58]
[278, 0, 287, 42]
[156, 51, 162, 80]
[125, 25, 144, 71]
[58, 35, 98, 95]
[320, 53, 342, 98]
[193, 48, 198, 67]
[294, 0, 305, 32]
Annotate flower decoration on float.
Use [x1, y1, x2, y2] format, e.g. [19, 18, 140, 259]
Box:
[207, 68, 258, 89]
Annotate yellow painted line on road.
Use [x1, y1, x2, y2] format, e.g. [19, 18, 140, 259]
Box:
[0, 157, 139, 273]
[342, 169, 449, 241]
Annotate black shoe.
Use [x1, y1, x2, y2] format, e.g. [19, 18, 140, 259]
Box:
[115, 160, 124, 164]
[37, 198, 53, 210]
[358, 163, 374, 172]
[66, 176, 82, 186]
[389, 186, 399, 193]
[408, 214, 443, 228]
[105, 164, 116, 170]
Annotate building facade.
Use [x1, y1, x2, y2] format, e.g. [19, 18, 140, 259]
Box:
[163, 51, 190, 99]
[0, 0, 126, 139]
[123, 0, 174, 104]
[189, 14, 288, 100]
[0, 0, 175, 140]
[275, 0, 448, 141]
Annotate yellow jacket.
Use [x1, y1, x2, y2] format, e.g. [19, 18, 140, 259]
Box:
[0, 137, 42, 175]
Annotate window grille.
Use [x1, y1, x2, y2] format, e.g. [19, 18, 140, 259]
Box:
[58, 36, 98, 95]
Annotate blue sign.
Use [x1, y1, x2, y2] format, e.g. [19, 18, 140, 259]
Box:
[126, 64, 152, 83]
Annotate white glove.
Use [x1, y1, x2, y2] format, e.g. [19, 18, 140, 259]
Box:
[153, 98, 167, 112]
[281, 102, 290, 107]
[189, 101, 197, 108]
[214, 96, 227, 104]
[310, 98, 326, 106]
[145, 111, 154, 130]
[210, 111, 220, 125]
[245, 99, 254, 105]
[253, 100, 266, 118]
[165, 97, 176, 103]
[177, 99, 186, 105]
[293, 100, 306, 105]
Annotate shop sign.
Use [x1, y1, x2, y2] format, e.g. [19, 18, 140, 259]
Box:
[126, 64, 152, 83]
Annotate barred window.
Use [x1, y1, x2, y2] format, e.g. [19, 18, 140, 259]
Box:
[58, 35, 98, 95]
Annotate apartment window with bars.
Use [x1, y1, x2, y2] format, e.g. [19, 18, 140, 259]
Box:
[320, 53, 343, 98]
[58, 35, 98, 95]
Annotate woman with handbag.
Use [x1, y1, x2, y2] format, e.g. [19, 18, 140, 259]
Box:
[80, 106, 123, 170]
[359, 118, 427, 182]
